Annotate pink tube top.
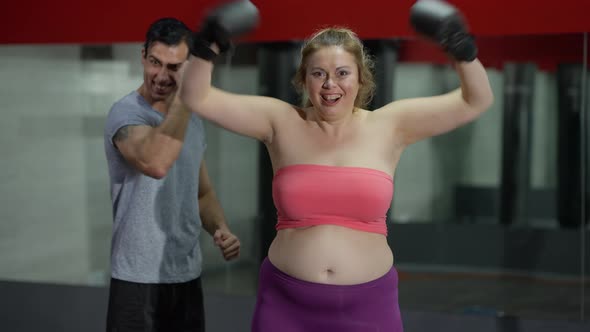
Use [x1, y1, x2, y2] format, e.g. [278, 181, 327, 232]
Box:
[273, 164, 393, 235]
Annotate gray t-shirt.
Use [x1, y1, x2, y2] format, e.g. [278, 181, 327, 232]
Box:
[104, 91, 206, 283]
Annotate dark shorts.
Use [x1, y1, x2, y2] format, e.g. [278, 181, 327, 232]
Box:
[252, 257, 403, 332]
[106, 277, 205, 332]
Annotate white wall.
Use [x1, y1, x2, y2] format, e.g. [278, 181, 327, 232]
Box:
[0, 43, 582, 286]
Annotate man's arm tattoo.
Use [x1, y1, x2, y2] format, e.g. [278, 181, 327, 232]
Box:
[113, 126, 132, 143]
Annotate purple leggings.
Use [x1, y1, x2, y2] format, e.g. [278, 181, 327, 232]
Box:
[251, 257, 403, 332]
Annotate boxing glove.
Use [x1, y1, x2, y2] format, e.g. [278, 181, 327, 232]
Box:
[409, 0, 477, 62]
[192, 0, 260, 61]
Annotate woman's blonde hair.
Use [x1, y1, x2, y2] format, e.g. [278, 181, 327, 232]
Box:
[292, 27, 376, 109]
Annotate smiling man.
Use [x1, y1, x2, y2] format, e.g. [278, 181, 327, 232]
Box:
[103, 17, 240, 332]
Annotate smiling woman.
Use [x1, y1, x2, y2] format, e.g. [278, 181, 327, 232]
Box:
[302, 44, 362, 118]
[179, 0, 493, 331]
[292, 27, 376, 111]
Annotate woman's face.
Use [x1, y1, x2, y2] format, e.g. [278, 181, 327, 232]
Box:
[304, 46, 360, 117]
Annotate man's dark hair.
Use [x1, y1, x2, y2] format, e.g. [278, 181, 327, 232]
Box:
[143, 17, 194, 58]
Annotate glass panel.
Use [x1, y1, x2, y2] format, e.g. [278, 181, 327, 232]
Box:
[0, 44, 125, 285]
[388, 33, 589, 323]
[583, 31, 589, 322]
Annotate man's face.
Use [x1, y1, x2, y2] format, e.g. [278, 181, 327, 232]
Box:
[141, 41, 189, 103]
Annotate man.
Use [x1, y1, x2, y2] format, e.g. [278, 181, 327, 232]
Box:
[103, 17, 240, 332]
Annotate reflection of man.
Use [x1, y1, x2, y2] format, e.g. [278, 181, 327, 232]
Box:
[103, 17, 239, 331]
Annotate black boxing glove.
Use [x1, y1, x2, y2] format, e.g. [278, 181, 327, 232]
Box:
[192, 0, 260, 61]
[409, 0, 477, 62]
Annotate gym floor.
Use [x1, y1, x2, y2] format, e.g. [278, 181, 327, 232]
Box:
[1, 266, 588, 332]
[201, 262, 588, 321]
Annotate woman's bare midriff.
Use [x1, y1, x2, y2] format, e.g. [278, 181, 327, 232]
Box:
[267, 225, 394, 285]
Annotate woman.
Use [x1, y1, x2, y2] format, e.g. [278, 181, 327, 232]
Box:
[181, 1, 493, 331]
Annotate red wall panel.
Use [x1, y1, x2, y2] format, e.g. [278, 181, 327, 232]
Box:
[1, 0, 589, 44]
